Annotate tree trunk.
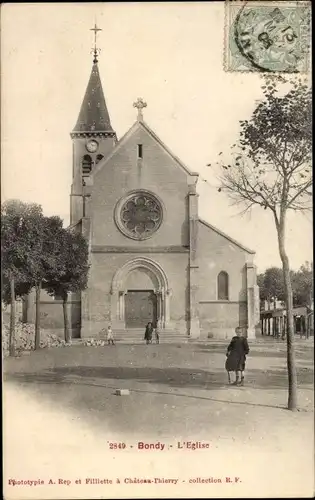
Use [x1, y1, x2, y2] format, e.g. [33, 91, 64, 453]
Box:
[9, 276, 16, 357]
[22, 294, 29, 324]
[277, 223, 298, 411]
[35, 283, 41, 350]
[63, 293, 70, 343]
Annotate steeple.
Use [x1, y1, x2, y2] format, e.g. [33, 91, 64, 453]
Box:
[72, 63, 116, 137]
[71, 23, 116, 139]
[70, 24, 117, 226]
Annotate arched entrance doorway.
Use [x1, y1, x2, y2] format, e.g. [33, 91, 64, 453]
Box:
[110, 257, 171, 330]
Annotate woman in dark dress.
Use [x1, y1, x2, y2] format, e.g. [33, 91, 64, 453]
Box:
[225, 327, 250, 386]
[144, 322, 154, 344]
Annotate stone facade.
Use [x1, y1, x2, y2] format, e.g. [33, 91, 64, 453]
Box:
[31, 58, 260, 341]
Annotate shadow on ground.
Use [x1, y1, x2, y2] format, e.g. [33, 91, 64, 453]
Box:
[4, 344, 314, 438]
[4, 342, 313, 436]
[5, 364, 313, 391]
[197, 345, 314, 361]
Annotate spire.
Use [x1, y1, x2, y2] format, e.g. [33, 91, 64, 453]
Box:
[72, 24, 116, 138]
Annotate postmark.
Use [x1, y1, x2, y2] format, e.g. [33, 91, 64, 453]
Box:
[225, 1, 311, 73]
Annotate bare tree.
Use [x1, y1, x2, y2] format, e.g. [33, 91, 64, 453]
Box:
[217, 77, 312, 411]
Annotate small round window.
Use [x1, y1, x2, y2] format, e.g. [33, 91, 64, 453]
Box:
[115, 192, 163, 240]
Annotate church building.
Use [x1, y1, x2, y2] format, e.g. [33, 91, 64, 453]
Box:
[30, 33, 260, 341]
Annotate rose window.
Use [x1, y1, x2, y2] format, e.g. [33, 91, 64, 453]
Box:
[117, 193, 162, 240]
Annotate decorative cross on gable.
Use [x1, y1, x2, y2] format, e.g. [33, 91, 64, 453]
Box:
[133, 98, 147, 121]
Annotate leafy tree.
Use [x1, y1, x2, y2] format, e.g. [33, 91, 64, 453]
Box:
[44, 228, 89, 342]
[217, 77, 312, 411]
[2, 279, 32, 306]
[291, 261, 313, 307]
[18, 214, 65, 349]
[1, 201, 67, 351]
[257, 267, 285, 309]
[258, 262, 313, 310]
[1, 200, 43, 355]
[1, 203, 89, 348]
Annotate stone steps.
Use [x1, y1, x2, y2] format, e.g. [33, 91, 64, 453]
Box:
[69, 335, 314, 346]
[77, 329, 189, 344]
[110, 329, 188, 344]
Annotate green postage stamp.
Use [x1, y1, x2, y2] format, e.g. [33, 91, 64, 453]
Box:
[225, 1, 311, 72]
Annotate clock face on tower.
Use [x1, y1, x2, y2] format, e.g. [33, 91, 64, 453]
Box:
[86, 140, 99, 153]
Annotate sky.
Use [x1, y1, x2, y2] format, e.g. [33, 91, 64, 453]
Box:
[1, 2, 312, 272]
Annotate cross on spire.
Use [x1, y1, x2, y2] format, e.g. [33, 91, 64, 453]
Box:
[90, 23, 102, 64]
[133, 98, 147, 121]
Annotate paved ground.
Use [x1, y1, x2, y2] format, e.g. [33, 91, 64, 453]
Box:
[3, 338, 314, 499]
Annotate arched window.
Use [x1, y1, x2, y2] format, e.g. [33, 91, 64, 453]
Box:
[82, 155, 92, 176]
[217, 271, 229, 300]
[96, 154, 104, 164]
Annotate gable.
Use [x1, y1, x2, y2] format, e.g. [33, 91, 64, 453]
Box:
[92, 120, 198, 179]
[139, 121, 197, 176]
[199, 218, 255, 255]
[88, 120, 195, 247]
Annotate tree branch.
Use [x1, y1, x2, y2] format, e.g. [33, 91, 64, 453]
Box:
[286, 180, 313, 209]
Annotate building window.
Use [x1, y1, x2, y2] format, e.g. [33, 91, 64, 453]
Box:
[115, 191, 163, 240]
[82, 155, 92, 176]
[137, 144, 143, 159]
[96, 154, 104, 164]
[218, 271, 229, 300]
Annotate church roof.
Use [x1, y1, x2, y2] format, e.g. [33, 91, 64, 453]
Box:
[72, 63, 115, 134]
[92, 119, 199, 178]
[140, 120, 198, 176]
[199, 218, 255, 254]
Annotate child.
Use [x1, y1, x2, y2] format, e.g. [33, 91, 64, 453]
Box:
[107, 325, 115, 345]
[225, 327, 249, 386]
[144, 322, 154, 344]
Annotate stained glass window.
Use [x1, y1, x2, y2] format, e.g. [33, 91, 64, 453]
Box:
[119, 193, 162, 240]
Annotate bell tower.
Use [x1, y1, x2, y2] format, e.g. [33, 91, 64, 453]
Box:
[70, 24, 117, 224]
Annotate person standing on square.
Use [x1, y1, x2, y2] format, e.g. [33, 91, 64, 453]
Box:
[107, 325, 115, 345]
[144, 322, 154, 344]
[225, 327, 249, 385]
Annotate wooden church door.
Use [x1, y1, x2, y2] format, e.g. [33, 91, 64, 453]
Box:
[125, 290, 157, 328]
